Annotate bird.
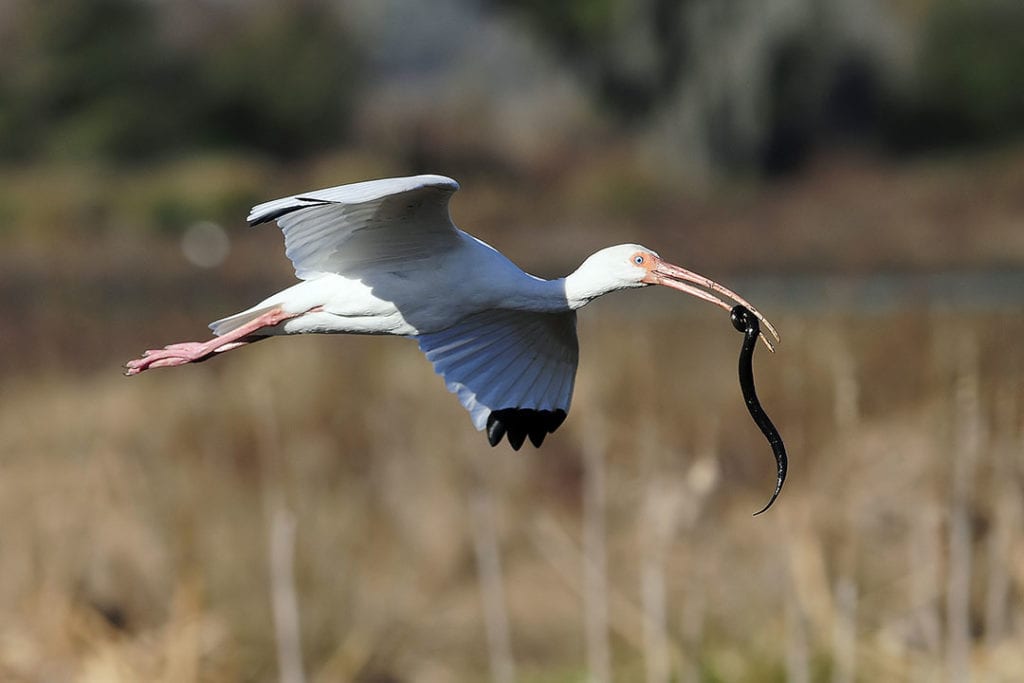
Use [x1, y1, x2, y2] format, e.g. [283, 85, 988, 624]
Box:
[125, 174, 778, 449]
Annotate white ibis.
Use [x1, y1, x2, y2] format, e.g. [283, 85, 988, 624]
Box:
[126, 175, 778, 449]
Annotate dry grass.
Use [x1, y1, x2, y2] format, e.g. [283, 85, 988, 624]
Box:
[2, 150, 1024, 681]
[1, 303, 1022, 682]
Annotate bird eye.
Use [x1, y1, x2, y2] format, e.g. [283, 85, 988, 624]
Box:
[633, 255, 645, 265]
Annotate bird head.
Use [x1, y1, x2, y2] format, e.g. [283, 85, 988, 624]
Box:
[570, 243, 780, 350]
[572, 243, 660, 292]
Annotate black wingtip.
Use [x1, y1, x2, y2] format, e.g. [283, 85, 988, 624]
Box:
[486, 415, 506, 447]
[248, 205, 303, 227]
[248, 198, 333, 227]
[485, 409, 567, 450]
[507, 430, 527, 451]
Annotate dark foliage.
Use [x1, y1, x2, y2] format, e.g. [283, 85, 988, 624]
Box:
[0, 0, 360, 162]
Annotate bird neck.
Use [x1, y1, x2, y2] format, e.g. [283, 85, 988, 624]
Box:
[496, 275, 574, 313]
[563, 267, 619, 310]
[514, 272, 613, 312]
[475, 254, 615, 313]
[484, 270, 615, 313]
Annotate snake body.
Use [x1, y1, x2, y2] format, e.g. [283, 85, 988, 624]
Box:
[731, 305, 788, 515]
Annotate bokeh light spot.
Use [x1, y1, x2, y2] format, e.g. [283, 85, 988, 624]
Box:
[181, 221, 230, 268]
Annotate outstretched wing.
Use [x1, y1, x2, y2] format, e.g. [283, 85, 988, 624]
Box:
[248, 174, 461, 279]
[416, 309, 579, 450]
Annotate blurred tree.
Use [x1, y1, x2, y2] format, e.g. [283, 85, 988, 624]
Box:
[0, 0, 360, 162]
[0, 0, 192, 160]
[885, 0, 1024, 150]
[492, 0, 690, 122]
[198, 2, 361, 159]
[494, 0, 894, 175]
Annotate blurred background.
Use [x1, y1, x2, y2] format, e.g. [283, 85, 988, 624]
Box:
[1, 0, 1023, 680]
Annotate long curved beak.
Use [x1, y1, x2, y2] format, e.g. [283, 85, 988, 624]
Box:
[645, 257, 780, 351]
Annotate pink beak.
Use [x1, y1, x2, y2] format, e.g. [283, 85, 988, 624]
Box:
[645, 257, 780, 351]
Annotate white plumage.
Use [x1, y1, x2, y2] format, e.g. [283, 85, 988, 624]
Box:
[126, 174, 777, 449]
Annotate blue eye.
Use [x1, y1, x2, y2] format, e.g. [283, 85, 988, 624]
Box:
[633, 255, 645, 265]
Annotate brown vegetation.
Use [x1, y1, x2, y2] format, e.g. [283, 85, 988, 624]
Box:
[1, 305, 1022, 681]
[2, 148, 1024, 680]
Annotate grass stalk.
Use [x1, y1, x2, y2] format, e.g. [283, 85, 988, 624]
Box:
[983, 383, 1019, 650]
[830, 576, 857, 683]
[267, 505, 306, 683]
[469, 476, 517, 683]
[254, 388, 307, 683]
[945, 333, 981, 683]
[582, 421, 611, 683]
[785, 585, 811, 683]
[530, 513, 688, 669]
[640, 477, 670, 683]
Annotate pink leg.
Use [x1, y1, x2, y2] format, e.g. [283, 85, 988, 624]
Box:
[124, 307, 300, 376]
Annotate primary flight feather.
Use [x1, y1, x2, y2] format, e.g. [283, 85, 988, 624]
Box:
[125, 174, 778, 449]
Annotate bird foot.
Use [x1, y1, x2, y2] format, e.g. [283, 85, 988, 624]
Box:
[123, 306, 301, 377]
[124, 342, 215, 375]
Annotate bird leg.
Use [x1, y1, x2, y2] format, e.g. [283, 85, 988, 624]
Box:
[124, 307, 301, 376]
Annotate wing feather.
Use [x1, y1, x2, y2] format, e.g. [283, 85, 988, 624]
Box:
[248, 175, 461, 279]
[416, 309, 579, 448]
[470, 342, 536, 407]
[523, 357, 561, 412]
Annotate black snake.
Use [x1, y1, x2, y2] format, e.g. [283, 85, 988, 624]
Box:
[731, 305, 788, 515]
